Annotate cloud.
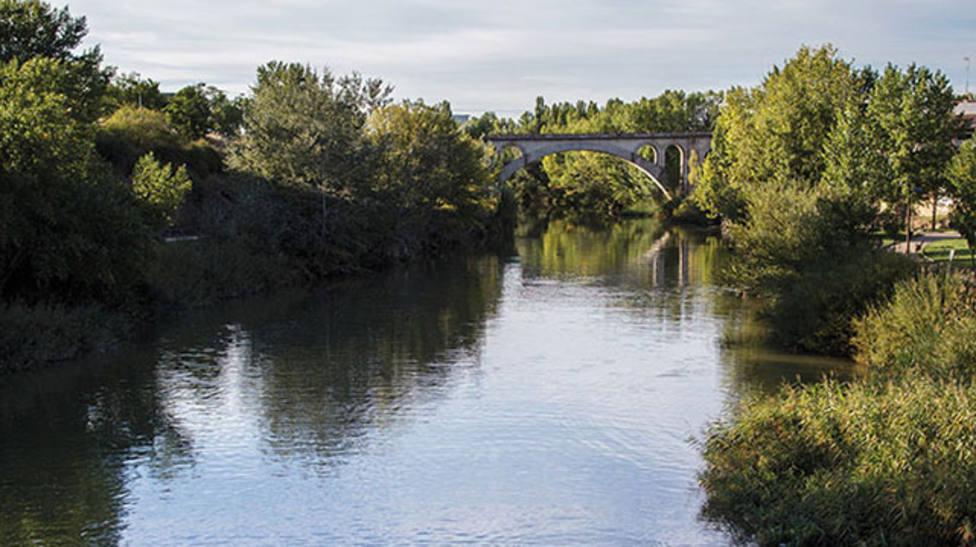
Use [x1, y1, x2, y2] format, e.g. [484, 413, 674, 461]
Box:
[66, 0, 976, 115]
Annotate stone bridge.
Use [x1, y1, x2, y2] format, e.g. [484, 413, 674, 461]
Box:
[487, 132, 712, 200]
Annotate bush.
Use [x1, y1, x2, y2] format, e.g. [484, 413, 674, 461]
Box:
[0, 59, 156, 303]
[725, 181, 914, 354]
[148, 239, 300, 307]
[0, 302, 134, 373]
[852, 273, 976, 380]
[769, 249, 915, 354]
[96, 106, 222, 177]
[131, 152, 192, 229]
[700, 377, 976, 546]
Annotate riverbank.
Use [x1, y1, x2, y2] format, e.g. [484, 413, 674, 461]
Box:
[1, 164, 515, 376]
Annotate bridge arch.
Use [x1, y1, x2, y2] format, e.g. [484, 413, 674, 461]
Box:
[488, 132, 712, 202]
[496, 141, 674, 200]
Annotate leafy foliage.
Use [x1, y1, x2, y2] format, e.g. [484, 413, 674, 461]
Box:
[0, 0, 109, 123]
[948, 138, 976, 260]
[100, 105, 181, 150]
[105, 71, 167, 111]
[694, 45, 859, 220]
[163, 83, 212, 140]
[368, 100, 496, 221]
[229, 62, 391, 191]
[853, 273, 976, 380]
[96, 106, 222, 177]
[726, 180, 913, 353]
[131, 153, 192, 229]
[867, 65, 958, 203]
[701, 377, 976, 547]
[0, 57, 154, 302]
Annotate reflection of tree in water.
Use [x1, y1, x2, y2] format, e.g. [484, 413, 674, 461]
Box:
[712, 291, 857, 405]
[517, 219, 852, 402]
[0, 356, 192, 545]
[0, 254, 505, 541]
[518, 219, 731, 325]
[251, 255, 505, 465]
[143, 254, 505, 468]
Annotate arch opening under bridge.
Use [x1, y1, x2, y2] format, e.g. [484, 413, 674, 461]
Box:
[486, 132, 712, 201]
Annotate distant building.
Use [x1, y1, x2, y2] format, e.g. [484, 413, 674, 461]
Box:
[956, 101, 976, 138]
[452, 114, 471, 124]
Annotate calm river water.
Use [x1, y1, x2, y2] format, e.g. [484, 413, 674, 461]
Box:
[0, 220, 848, 545]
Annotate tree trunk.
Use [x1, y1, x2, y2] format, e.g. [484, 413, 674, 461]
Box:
[932, 193, 938, 231]
[905, 203, 913, 254]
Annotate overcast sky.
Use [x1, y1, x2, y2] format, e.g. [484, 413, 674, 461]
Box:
[67, 0, 975, 116]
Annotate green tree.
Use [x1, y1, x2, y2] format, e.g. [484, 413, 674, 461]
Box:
[164, 83, 212, 140]
[867, 64, 958, 250]
[230, 62, 391, 193]
[105, 72, 167, 111]
[368, 100, 495, 220]
[131, 152, 192, 229]
[0, 0, 111, 122]
[206, 87, 245, 137]
[948, 138, 976, 264]
[818, 101, 887, 229]
[0, 58, 153, 301]
[694, 45, 858, 221]
[100, 106, 182, 150]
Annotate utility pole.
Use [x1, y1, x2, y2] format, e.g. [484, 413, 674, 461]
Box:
[966, 56, 972, 97]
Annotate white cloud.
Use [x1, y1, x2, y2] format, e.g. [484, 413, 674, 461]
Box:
[66, 0, 976, 114]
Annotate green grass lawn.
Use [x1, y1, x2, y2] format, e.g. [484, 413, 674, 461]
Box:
[922, 238, 975, 265]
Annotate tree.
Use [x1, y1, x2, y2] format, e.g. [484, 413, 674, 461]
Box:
[0, 58, 153, 301]
[947, 138, 976, 265]
[131, 153, 192, 230]
[206, 87, 245, 137]
[100, 106, 182, 150]
[367, 100, 494, 220]
[819, 101, 887, 229]
[867, 64, 958, 251]
[164, 83, 212, 140]
[230, 62, 391, 193]
[693, 45, 858, 221]
[0, 0, 111, 122]
[105, 72, 167, 111]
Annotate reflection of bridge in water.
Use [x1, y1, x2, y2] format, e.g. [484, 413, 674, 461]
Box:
[487, 132, 712, 200]
[643, 232, 693, 288]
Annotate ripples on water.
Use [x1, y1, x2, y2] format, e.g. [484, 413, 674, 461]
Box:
[0, 219, 849, 545]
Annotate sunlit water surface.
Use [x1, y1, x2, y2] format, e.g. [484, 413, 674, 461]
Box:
[0, 220, 848, 545]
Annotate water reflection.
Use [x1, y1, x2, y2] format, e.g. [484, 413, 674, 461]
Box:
[0, 220, 849, 544]
[0, 351, 192, 545]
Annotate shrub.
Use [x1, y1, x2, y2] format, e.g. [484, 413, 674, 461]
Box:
[96, 106, 222, 177]
[700, 377, 976, 546]
[725, 181, 914, 354]
[148, 239, 300, 307]
[769, 249, 915, 354]
[0, 302, 133, 373]
[99, 105, 181, 150]
[131, 152, 192, 229]
[0, 58, 155, 303]
[852, 273, 976, 380]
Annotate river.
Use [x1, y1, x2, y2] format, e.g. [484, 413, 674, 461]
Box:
[0, 219, 849, 545]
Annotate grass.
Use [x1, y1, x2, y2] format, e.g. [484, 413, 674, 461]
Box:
[700, 377, 976, 547]
[701, 273, 976, 545]
[922, 238, 976, 266]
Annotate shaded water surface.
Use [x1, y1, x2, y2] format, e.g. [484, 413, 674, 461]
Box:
[0, 220, 848, 545]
